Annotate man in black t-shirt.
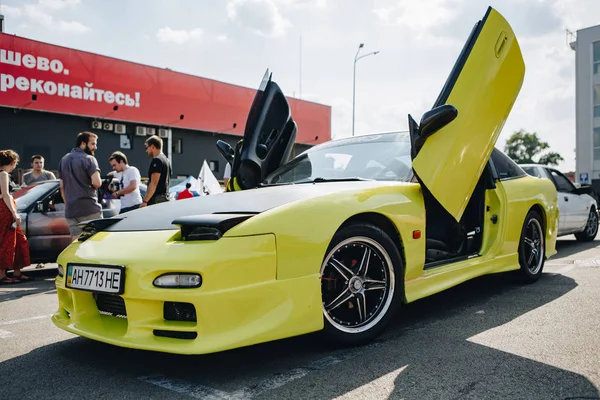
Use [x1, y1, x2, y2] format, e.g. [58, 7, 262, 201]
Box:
[140, 135, 172, 207]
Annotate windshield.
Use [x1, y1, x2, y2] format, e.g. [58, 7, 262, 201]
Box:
[14, 182, 56, 212]
[265, 132, 413, 185]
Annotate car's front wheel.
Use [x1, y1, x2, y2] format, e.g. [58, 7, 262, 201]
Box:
[574, 207, 598, 242]
[518, 210, 546, 283]
[320, 223, 403, 346]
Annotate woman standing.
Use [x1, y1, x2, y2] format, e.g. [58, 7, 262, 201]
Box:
[0, 150, 32, 284]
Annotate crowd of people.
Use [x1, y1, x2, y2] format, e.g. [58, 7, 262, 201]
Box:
[0, 131, 172, 284]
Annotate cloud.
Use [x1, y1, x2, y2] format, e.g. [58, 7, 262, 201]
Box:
[373, 0, 561, 41]
[38, 0, 81, 10]
[552, 0, 600, 31]
[216, 34, 228, 41]
[227, 0, 292, 37]
[373, 0, 463, 31]
[0, 5, 23, 17]
[276, 0, 327, 8]
[22, 3, 91, 33]
[2, 0, 90, 33]
[55, 20, 90, 33]
[156, 27, 204, 45]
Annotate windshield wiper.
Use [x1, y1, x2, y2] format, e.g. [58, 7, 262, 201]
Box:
[297, 177, 374, 184]
[257, 181, 294, 187]
[259, 177, 373, 187]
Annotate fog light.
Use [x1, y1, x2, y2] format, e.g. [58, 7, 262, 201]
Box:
[57, 264, 64, 277]
[153, 273, 202, 288]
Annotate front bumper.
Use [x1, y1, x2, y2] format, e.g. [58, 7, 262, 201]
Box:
[52, 230, 323, 354]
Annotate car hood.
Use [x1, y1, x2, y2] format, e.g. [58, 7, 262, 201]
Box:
[105, 181, 398, 232]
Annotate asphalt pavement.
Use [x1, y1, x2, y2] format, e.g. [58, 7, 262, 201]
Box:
[1, 237, 599, 400]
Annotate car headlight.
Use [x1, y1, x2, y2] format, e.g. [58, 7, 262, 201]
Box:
[57, 264, 64, 277]
[153, 273, 202, 288]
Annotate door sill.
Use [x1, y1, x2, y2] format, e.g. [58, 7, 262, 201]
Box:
[424, 253, 481, 270]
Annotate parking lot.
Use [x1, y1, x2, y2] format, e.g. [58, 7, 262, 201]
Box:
[1, 237, 599, 400]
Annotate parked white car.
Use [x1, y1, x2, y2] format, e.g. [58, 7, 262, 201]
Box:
[520, 164, 598, 241]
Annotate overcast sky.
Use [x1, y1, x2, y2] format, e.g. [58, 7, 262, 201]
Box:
[1, 0, 599, 171]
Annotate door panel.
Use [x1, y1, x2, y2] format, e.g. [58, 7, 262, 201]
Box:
[570, 194, 591, 231]
[412, 7, 525, 222]
[27, 189, 71, 262]
[229, 69, 297, 191]
[547, 168, 581, 232]
[557, 194, 569, 234]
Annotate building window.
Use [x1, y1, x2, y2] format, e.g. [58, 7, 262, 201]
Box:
[173, 138, 183, 154]
[594, 42, 600, 75]
[594, 85, 600, 118]
[595, 128, 600, 161]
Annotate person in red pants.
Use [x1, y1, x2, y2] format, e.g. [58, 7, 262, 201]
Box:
[0, 150, 32, 284]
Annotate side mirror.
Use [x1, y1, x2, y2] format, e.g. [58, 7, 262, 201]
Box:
[216, 140, 235, 164]
[419, 104, 458, 141]
[36, 201, 45, 213]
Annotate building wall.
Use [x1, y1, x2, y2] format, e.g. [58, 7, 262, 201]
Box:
[574, 24, 600, 192]
[0, 107, 313, 181]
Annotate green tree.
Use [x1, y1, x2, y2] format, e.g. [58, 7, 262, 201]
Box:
[504, 130, 564, 166]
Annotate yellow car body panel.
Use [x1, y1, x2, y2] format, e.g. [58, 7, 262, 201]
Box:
[53, 177, 558, 354]
[413, 8, 525, 221]
[53, 231, 324, 354]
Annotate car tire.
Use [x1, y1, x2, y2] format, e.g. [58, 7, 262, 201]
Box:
[320, 223, 403, 346]
[518, 210, 546, 284]
[574, 208, 598, 242]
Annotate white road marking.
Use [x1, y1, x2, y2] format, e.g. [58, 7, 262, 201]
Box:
[0, 329, 16, 339]
[332, 365, 408, 400]
[137, 375, 231, 400]
[0, 314, 53, 327]
[138, 350, 361, 399]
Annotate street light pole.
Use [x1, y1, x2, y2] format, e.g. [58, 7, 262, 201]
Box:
[352, 43, 379, 136]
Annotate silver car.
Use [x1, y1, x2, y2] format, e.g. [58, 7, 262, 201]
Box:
[520, 164, 598, 241]
[14, 179, 146, 263]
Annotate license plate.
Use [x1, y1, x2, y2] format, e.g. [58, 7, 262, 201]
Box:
[66, 264, 125, 294]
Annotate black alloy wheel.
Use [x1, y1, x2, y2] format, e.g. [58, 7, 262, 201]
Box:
[575, 208, 598, 242]
[518, 210, 546, 283]
[320, 223, 403, 346]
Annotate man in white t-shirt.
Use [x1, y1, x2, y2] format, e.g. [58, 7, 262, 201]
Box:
[108, 151, 143, 214]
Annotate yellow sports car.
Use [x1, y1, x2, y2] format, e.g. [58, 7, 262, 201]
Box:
[52, 6, 558, 355]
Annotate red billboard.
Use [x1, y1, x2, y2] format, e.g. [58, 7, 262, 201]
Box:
[0, 34, 330, 145]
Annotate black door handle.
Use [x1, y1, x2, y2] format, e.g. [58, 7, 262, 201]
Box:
[564, 196, 569, 201]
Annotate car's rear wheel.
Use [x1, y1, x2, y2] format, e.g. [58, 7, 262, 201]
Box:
[320, 223, 402, 346]
[518, 210, 545, 283]
[574, 208, 598, 242]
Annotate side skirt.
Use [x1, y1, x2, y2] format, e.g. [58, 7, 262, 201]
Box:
[423, 253, 481, 271]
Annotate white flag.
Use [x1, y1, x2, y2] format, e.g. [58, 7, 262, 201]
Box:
[196, 160, 223, 195]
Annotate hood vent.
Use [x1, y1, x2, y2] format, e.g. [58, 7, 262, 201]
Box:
[172, 213, 257, 241]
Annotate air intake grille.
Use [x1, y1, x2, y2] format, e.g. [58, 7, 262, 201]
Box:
[153, 330, 197, 340]
[164, 302, 197, 322]
[94, 293, 127, 318]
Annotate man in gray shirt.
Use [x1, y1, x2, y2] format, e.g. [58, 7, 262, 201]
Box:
[21, 155, 56, 186]
[58, 132, 103, 239]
